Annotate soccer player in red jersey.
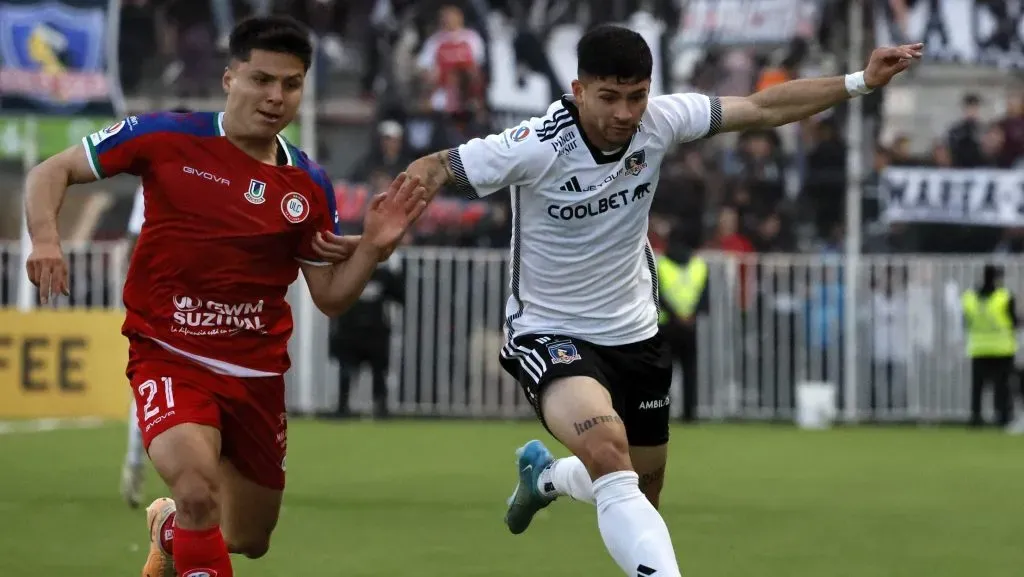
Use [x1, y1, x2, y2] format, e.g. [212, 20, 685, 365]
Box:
[23, 16, 425, 577]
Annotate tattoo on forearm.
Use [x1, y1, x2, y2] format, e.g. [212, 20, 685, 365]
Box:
[572, 414, 623, 436]
[435, 151, 454, 185]
[638, 466, 666, 492]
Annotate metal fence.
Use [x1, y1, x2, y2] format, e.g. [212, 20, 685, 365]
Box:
[0, 241, 127, 310]
[3, 241, 1020, 424]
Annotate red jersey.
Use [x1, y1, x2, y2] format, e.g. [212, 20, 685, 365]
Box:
[83, 111, 339, 376]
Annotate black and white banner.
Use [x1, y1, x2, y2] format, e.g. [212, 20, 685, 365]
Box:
[874, 0, 1024, 69]
[880, 167, 1024, 227]
[486, 13, 665, 119]
[673, 0, 823, 47]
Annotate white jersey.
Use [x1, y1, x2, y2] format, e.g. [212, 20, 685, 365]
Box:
[127, 184, 145, 235]
[450, 93, 721, 346]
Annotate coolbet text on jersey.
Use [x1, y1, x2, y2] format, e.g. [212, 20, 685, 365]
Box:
[84, 111, 340, 376]
[448, 94, 722, 346]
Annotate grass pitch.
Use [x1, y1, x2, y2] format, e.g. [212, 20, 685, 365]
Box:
[0, 420, 1021, 576]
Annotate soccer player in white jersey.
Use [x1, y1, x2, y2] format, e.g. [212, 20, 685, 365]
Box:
[397, 25, 922, 577]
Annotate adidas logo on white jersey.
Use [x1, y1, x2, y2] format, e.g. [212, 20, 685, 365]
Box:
[558, 177, 582, 192]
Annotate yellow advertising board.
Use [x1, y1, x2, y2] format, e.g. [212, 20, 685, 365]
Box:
[0, 310, 129, 419]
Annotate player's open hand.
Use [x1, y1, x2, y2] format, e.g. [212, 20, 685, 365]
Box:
[864, 43, 923, 89]
[313, 232, 392, 263]
[26, 241, 69, 305]
[312, 231, 360, 263]
[362, 172, 427, 251]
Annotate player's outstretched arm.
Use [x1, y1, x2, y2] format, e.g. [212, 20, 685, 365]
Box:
[718, 43, 923, 133]
[24, 143, 103, 302]
[301, 174, 426, 317]
[403, 149, 454, 205]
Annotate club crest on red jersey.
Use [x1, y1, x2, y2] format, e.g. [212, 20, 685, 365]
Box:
[281, 192, 309, 223]
[245, 179, 267, 205]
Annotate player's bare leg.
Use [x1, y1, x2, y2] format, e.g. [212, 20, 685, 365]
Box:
[507, 376, 682, 577]
[121, 399, 146, 509]
[629, 444, 668, 508]
[145, 422, 234, 577]
[218, 459, 283, 558]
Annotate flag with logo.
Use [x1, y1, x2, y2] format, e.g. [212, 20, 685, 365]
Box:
[0, 0, 123, 115]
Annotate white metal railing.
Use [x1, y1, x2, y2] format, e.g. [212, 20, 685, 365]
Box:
[0, 240, 128, 310]
[3, 241, 1019, 423]
[332, 249, 1022, 423]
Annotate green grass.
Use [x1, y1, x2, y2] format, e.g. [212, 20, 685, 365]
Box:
[0, 420, 1021, 576]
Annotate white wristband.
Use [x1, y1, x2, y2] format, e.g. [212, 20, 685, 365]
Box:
[844, 71, 873, 97]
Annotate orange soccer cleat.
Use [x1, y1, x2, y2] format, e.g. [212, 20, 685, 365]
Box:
[142, 498, 176, 577]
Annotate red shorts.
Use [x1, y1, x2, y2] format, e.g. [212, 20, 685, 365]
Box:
[127, 338, 287, 490]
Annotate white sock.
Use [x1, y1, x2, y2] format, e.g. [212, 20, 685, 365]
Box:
[593, 471, 681, 577]
[125, 400, 145, 468]
[537, 456, 595, 504]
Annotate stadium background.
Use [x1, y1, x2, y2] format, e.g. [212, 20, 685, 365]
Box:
[1, 1, 1023, 576]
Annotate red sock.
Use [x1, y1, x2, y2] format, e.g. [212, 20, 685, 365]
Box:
[159, 512, 175, 555]
[172, 525, 233, 577]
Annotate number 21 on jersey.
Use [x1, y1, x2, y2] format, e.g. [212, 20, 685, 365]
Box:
[138, 377, 175, 421]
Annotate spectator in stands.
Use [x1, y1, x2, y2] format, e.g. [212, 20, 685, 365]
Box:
[415, 3, 486, 115]
[980, 123, 1009, 168]
[948, 93, 986, 168]
[819, 222, 844, 254]
[708, 206, 753, 255]
[887, 134, 918, 166]
[755, 39, 807, 92]
[998, 93, 1024, 167]
[708, 205, 754, 310]
[753, 212, 794, 253]
[362, 0, 420, 99]
[931, 140, 953, 166]
[730, 130, 786, 215]
[802, 117, 846, 238]
[652, 147, 707, 232]
[160, 0, 216, 97]
[350, 120, 414, 182]
[119, 0, 158, 92]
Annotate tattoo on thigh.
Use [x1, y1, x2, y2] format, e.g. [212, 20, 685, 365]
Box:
[572, 414, 623, 436]
[638, 466, 666, 492]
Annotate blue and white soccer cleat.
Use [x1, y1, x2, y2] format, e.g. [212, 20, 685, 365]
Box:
[504, 439, 555, 535]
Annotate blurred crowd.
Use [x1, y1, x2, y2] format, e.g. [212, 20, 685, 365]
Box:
[114, 0, 1024, 255]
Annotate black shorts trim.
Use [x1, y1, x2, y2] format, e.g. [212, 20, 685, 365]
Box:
[498, 333, 672, 446]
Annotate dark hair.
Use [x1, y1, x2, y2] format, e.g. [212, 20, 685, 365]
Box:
[170, 107, 192, 114]
[229, 16, 313, 71]
[576, 25, 652, 82]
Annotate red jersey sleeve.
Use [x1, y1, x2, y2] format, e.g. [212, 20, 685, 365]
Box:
[293, 159, 341, 266]
[82, 112, 206, 179]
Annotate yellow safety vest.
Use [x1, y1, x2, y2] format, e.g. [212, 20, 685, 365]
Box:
[657, 255, 708, 325]
[962, 288, 1017, 357]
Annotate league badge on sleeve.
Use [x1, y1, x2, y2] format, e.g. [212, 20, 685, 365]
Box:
[88, 120, 125, 145]
[281, 192, 309, 223]
[547, 341, 582, 365]
[509, 126, 530, 142]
